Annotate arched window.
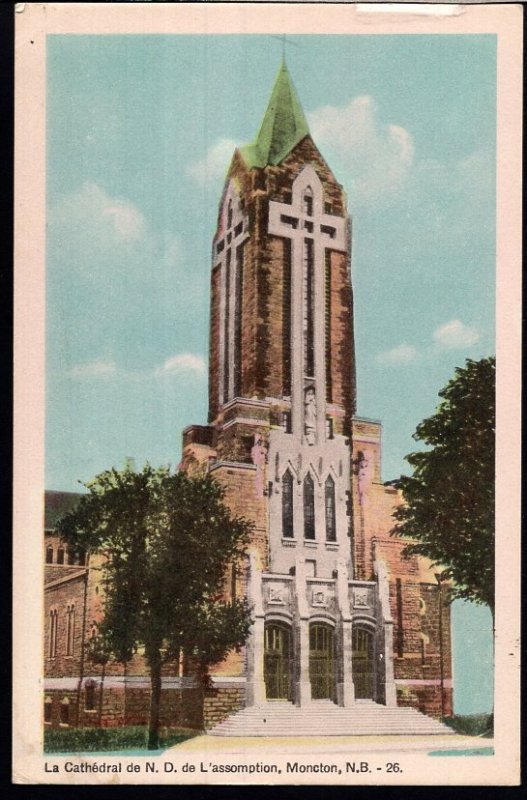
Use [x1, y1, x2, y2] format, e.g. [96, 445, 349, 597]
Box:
[49, 609, 58, 658]
[45, 545, 53, 564]
[66, 604, 75, 656]
[57, 547, 64, 565]
[303, 187, 313, 217]
[303, 473, 315, 540]
[282, 470, 294, 539]
[325, 475, 336, 542]
[227, 199, 233, 229]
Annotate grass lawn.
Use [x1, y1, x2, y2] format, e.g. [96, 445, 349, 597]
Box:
[44, 725, 199, 754]
[443, 713, 493, 738]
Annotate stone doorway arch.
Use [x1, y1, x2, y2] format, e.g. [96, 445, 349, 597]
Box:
[352, 626, 375, 699]
[309, 622, 335, 700]
[264, 622, 293, 700]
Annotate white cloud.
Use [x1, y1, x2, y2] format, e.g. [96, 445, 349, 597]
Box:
[376, 344, 417, 366]
[53, 182, 147, 245]
[308, 96, 414, 205]
[103, 203, 145, 241]
[376, 321, 480, 367]
[187, 138, 238, 186]
[70, 360, 117, 378]
[49, 182, 184, 299]
[156, 353, 206, 377]
[433, 319, 480, 349]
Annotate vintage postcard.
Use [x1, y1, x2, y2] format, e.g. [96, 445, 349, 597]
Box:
[13, 2, 521, 786]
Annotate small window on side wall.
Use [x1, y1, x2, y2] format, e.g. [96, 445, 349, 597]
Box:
[45, 546, 53, 564]
[85, 680, 96, 711]
[60, 698, 70, 725]
[57, 547, 64, 565]
[44, 697, 52, 723]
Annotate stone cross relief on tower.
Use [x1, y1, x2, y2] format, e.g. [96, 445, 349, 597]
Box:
[267, 165, 347, 445]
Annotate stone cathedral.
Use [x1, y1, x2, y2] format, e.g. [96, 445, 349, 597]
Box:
[179, 60, 453, 732]
[43, 61, 452, 735]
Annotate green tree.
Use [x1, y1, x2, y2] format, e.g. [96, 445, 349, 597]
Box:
[58, 465, 253, 749]
[391, 357, 495, 615]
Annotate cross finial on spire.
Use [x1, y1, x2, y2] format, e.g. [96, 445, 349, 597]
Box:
[271, 33, 299, 64]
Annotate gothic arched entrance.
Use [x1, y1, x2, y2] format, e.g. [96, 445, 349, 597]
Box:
[309, 623, 335, 700]
[352, 627, 375, 699]
[264, 623, 292, 700]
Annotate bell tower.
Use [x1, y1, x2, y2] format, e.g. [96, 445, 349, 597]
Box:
[208, 58, 356, 436]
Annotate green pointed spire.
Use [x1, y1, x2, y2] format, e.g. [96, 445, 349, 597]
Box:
[240, 59, 310, 168]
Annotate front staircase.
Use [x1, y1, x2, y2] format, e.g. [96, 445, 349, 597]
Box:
[208, 700, 456, 737]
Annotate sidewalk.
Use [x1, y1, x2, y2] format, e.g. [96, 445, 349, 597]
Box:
[169, 733, 493, 756]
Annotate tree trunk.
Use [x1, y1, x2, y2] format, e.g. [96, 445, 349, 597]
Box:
[98, 663, 106, 727]
[197, 664, 209, 733]
[148, 650, 162, 749]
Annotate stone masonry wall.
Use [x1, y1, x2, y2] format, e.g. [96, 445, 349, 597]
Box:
[328, 248, 356, 430]
[203, 687, 245, 730]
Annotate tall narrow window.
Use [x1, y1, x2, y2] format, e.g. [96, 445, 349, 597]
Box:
[57, 547, 64, 565]
[303, 239, 315, 377]
[227, 199, 233, 229]
[85, 680, 96, 711]
[396, 578, 404, 657]
[60, 699, 70, 725]
[66, 604, 75, 656]
[303, 473, 315, 540]
[45, 545, 53, 564]
[223, 249, 231, 401]
[282, 239, 292, 396]
[49, 609, 58, 658]
[325, 250, 333, 402]
[303, 187, 313, 217]
[282, 470, 294, 539]
[233, 245, 244, 397]
[325, 476, 336, 542]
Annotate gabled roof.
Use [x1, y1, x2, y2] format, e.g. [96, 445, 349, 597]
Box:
[240, 59, 310, 169]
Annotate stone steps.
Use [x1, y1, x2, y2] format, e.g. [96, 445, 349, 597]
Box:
[208, 701, 456, 737]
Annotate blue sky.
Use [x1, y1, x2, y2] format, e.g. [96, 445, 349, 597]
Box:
[46, 35, 495, 713]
